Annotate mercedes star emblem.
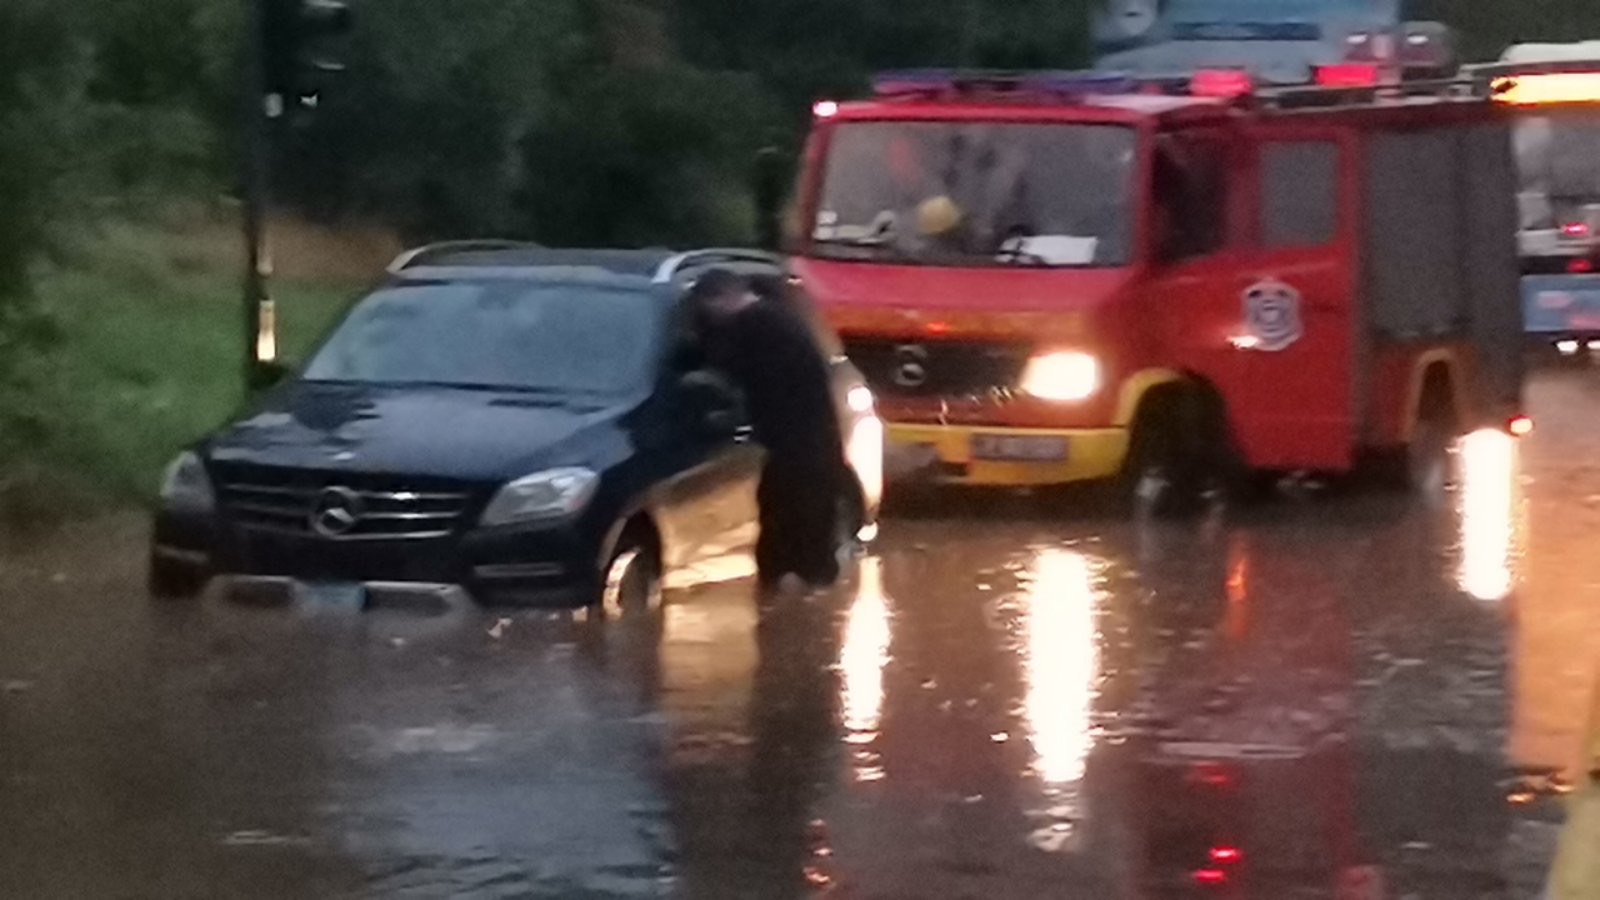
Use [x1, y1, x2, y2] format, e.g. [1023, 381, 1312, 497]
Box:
[310, 486, 364, 538]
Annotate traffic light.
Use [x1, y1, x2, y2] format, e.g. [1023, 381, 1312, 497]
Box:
[262, 0, 352, 108]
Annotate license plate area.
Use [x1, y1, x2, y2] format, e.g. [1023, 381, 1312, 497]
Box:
[299, 581, 368, 609]
[970, 434, 1069, 462]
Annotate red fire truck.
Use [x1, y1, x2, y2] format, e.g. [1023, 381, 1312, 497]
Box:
[786, 69, 1528, 507]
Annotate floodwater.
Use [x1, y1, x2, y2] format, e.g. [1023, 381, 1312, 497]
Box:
[3, 368, 1599, 899]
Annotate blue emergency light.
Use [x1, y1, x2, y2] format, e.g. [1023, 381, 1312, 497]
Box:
[871, 69, 1141, 99]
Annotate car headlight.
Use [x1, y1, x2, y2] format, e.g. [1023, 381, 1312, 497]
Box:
[160, 451, 215, 514]
[480, 467, 598, 527]
[1019, 351, 1101, 402]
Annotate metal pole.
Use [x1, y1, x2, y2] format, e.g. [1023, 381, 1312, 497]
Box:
[242, 0, 273, 393]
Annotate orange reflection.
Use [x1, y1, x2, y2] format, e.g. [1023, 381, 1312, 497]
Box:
[1024, 549, 1101, 785]
[1223, 536, 1251, 643]
[1457, 429, 1520, 602]
[839, 557, 892, 779]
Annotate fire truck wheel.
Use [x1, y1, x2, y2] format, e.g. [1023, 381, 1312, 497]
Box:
[1121, 389, 1215, 518]
[1405, 404, 1457, 497]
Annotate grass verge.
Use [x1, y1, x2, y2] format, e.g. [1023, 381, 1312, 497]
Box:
[3, 213, 380, 529]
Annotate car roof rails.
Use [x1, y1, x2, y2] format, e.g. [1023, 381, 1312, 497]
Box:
[652, 248, 785, 284]
[386, 240, 543, 274]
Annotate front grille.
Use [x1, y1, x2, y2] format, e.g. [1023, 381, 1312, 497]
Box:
[216, 466, 476, 541]
[843, 338, 1030, 398]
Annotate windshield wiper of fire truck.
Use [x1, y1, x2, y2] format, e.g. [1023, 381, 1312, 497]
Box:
[812, 211, 1092, 268]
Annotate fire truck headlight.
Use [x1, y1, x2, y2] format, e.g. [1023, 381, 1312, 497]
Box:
[1019, 352, 1101, 402]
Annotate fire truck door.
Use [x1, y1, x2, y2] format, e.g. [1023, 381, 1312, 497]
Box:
[1228, 134, 1358, 471]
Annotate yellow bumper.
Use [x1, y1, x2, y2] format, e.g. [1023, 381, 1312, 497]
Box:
[886, 423, 1129, 487]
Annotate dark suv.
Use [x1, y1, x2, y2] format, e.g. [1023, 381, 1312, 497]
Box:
[149, 246, 883, 611]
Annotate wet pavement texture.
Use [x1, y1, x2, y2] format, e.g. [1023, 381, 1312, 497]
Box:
[4, 368, 1600, 899]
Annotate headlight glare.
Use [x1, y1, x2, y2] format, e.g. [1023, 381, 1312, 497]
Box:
[480, 467, 598, 526]
[160, 451, 215, 514]
[847, 384, 876, 414]
[1019, 351, 1101, 402]
[846, 414, 885, 511]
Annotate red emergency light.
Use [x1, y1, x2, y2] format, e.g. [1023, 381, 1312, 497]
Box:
[1562, 221, 1591, 239]
[1191, 69, 1254, 98]
[1570, 257, 1595, 274]
[1209, 846, 1244, 864]
[1316, 63, 1382, 89]
[1192, 868, 1230, 886]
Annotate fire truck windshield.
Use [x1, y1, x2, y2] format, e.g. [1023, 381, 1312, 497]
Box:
[1513, 113, 1600, 231]
[811, 121, 1137, 268]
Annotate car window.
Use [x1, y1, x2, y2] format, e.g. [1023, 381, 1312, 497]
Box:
[303, 280, 663, 395]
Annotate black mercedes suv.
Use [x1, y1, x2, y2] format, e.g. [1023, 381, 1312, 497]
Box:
[149, 245, 883, 612]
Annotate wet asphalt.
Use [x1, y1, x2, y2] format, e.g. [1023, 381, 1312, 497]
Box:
[3, 367, 1599, 899]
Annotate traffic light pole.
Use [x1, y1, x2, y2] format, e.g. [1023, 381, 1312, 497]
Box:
[242, 0, 272, 394]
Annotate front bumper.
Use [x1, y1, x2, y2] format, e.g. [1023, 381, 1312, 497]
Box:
[153, 511, 603, 607]
[885, 422, 1129, 487]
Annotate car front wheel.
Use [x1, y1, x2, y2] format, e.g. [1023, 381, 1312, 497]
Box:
[598, 533, 662, 618]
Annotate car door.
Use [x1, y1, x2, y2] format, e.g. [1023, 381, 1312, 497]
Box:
[651, 366, 764, 571]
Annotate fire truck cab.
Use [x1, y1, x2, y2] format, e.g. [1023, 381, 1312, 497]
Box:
[790, 70, 1526, 502]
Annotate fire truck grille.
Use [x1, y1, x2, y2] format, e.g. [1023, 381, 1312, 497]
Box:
[214, 465, 477, 541]
[843, 339, 1031, 397]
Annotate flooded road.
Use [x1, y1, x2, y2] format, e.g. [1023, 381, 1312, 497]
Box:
[4, 368, 1599, 898]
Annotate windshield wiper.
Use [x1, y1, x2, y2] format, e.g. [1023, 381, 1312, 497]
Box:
[995, 248, 1051, 267]
[382, 380, 572, 395]
[814, 233, 893, 249]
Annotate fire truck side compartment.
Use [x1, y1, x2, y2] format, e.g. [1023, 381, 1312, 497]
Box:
[1462, 122, 1527, 420]
[1362, 120, 1523, 427]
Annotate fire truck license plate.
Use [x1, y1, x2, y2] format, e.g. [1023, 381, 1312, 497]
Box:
[971, 435, 1069, 462]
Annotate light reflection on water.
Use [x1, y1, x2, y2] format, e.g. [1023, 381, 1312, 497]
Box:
[1023, 548, 1102, 786]
[1457, 429, 1521, 602]
[839, 556, 892, 780]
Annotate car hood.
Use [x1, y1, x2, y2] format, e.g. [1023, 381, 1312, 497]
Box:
[206, 381, 635, 483]
[790, 257, 1135, 341]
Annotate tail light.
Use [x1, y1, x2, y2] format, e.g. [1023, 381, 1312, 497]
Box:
[1316, 63, 1381, 88]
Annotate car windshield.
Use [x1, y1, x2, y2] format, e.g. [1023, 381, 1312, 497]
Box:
[1513, 113, 1600, 230]
[811, 121, 1137, 268]
[303, 280, 661, 395]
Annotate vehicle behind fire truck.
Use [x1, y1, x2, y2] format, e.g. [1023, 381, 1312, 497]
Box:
[789, 69, 1526, 507]
[1473, 43, 1600, 357]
